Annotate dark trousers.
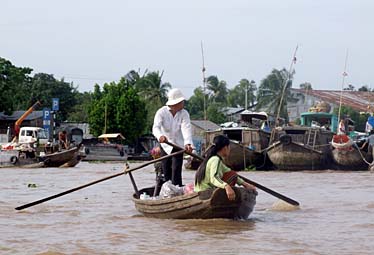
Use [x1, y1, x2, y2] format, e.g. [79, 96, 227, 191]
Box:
[160, 147, 184, 186]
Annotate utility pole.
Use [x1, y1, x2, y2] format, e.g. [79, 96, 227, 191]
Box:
[245, 82, 248, 110]
[201, 41, 207, 121]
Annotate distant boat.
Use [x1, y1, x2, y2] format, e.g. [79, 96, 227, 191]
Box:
[82, 133, 128, 161]
[266, 126, 333, 170]
[38, 147, 81, 167]
[266, 108, 337, 170]
[205, 111, 272, 171]
[331, 134, 371, 170]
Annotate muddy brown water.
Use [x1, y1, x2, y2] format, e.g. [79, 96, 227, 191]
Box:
[1, 162, 374, 254]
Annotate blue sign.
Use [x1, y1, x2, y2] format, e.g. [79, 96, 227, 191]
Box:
[52, 98, 59, 111]
[43, 108, 51, 129]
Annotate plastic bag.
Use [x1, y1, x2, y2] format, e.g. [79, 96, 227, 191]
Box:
[183, 183, 195, 194]
[159, 181, 184, 199]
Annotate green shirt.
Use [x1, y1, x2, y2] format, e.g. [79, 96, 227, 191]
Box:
[194, 155, 244, 192]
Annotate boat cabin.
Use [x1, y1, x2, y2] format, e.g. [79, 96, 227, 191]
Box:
[300, 112, 338, 133]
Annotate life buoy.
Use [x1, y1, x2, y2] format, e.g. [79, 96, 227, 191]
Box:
[85, 148, 90, 155]
[10, 156, 18, 165]
[279, 134, 292, 145]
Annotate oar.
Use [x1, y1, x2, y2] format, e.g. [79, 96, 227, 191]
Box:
[164, 141, 300, 206]
[15, 150, 184, 211]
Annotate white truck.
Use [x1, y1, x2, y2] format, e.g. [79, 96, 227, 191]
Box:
[18, 127, 49, 145]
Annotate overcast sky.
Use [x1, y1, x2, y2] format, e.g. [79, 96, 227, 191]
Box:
[2, 0, 373, 98]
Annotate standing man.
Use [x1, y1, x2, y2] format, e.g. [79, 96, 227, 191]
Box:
[152, 88, 194, 186]
[58, 130, 69, 150]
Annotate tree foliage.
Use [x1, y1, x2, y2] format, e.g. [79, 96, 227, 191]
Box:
[227, 79, 256, 108]
[28, 73, 78, 121]
[133, 70, 172, 132]
[88, 78, 147, 144]
[206, 75, 228, 103]
[256, 68, 299, 122]
[185, 87, 205, 120]
[0, 57, 32, 114]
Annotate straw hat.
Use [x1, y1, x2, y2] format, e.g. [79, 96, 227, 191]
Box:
[166, 88, 185, 106]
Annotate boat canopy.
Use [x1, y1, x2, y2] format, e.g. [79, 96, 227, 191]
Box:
[300, 112, 338, 132]
[98, 133, 125, 140]
[240, 110, 268, 121]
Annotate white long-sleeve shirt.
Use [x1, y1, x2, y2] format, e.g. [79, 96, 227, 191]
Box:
[152, 106, 193, 154]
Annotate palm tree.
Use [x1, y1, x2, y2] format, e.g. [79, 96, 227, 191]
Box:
[256, 68, 299, 122]
[133, 70, 172, 132]
[206, 75, 228, 103]
[227, 79, 257, 108]
[135, 71, 171, 105]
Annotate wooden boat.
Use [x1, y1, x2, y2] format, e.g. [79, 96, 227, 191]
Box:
[0, 148, 45, 168]
[59, 149, 85, 167]
[331, 134, 371, 170]
[224, 140, 263, 170]
[132, 186, 257, 219]
[206, 127, 270, 170]
[82, 133, 128, 161]
[267, 127, 333, 170]
[39, 147, 80, 167]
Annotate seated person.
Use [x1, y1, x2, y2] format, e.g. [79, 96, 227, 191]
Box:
[194, 135, 256, 201]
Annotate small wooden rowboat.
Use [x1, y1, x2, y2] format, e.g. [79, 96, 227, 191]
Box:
[39, 147, 79, 167]
[132, 186, 257, 219]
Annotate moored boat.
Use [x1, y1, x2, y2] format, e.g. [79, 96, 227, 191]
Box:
[82, 133, 128, 161]
[132, 186, 257, 219]
[266, 126, 333, 170]
[206, 113, 272, 170]
[331, 134, 371, 170]
[39, 147, 80, 167]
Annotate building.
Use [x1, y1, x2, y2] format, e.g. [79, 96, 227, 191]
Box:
[190, 120, 221, 154]
[0, 111, 44, 135]
[221, 107, 245, 122]
[288, 88, 374, 122]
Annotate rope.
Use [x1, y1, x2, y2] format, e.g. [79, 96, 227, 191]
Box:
[352, 143, 374, 166]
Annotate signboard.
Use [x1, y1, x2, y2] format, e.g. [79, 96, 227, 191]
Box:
[43, 108, 51, 129]
[52, 98, 59, 111]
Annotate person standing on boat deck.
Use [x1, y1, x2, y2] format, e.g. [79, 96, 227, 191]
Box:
[152, 88, 194, 186]
[338, 119, 346, 135]
[194, 135, 256, 201]
[58, 130, 69, 150]
[360, 130, 374, 157]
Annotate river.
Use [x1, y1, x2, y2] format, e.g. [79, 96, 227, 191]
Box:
[1, 161, 374, 255]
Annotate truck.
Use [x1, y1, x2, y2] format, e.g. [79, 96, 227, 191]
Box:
[18, 127, 49, 145]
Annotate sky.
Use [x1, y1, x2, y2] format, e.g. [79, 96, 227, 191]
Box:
[2, 0, 374, 98]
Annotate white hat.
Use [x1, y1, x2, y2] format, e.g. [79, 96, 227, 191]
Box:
[166, 88, 185, 106]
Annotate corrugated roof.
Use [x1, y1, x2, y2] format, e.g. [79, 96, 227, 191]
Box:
[291, 88, 374, 112]
[191, 120, 221, 131]
[0, 111, 43, 121]
[221, 107, 245, 115]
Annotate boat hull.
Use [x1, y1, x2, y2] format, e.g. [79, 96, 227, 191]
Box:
[224, 141, 263, 171]
[331, 148, 371, 170]
[40, 147, 79, 167]
[133, 187, 257, 219]
[82, 145, 127, 161]
[267, 141, 327, 170]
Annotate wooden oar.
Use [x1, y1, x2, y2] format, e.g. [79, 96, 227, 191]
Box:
[15, 150, 184, 211]
[165, 141, 300, 206]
